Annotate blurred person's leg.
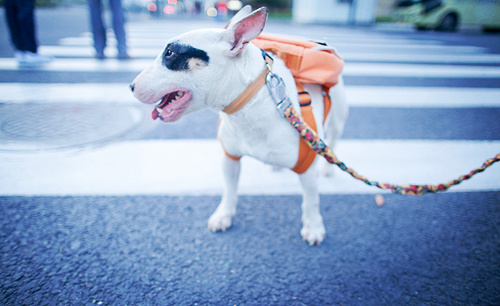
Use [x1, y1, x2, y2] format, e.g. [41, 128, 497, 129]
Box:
[4, 0, 36, 53]
[17, 0, 37, 53]
[109, 0, 129, 58]
[88, 0, 107, 58]
[4, 0, 51, 66]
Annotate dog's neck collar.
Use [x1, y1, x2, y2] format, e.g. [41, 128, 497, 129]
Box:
[222, 52, 273, 115]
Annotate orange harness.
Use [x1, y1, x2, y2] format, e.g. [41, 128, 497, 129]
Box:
[291, 81, 331, 174]
[221, 34, 344, 174]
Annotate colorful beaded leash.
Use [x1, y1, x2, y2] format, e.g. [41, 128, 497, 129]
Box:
[284, 105, 499, 195]
[266, 70, 500, 196]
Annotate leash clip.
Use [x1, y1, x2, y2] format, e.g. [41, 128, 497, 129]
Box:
[266, 72, 291, 117]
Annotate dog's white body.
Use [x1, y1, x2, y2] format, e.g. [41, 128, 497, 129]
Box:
[131, 6, 349, 245]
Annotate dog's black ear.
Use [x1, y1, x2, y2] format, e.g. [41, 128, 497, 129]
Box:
[224, 6, 268, 57]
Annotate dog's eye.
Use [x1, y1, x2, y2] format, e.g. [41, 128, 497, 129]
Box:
[165, 49, 174, 57]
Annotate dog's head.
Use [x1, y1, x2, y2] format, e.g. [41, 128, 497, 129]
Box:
[130, 6, 268, 122]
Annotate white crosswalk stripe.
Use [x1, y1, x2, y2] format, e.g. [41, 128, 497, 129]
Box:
[1, 139, 498, 196]
[0, 20, 499, 195]
[1, 83, 500, 108]
[2, 58, 500, 78]
[58, 35, 486, 53]
[38, 45, 500, 64]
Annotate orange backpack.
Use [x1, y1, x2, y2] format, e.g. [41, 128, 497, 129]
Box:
[252, 33, 344, 89]
[252, 34, 344, 174]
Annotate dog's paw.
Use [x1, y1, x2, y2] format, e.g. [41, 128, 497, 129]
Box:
[300, 220, 326, 246]
[208, 211, 234, 232]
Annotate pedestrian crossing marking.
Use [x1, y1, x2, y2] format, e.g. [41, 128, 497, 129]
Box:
[1, 58, 500, 78]
[1, 83, 500, 108]
[38, 45, 500, 64]
[0, 139, 498, 195]
[343, 63, 500, 78]
[58, 34, 486, 54]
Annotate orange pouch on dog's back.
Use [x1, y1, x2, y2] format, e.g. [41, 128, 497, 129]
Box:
[252, 34, 344, 89]
[252, 34, 344, 174]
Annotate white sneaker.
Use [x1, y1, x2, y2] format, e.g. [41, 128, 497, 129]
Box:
[14, 51, 26, 62]
[18, 51, 53, 67]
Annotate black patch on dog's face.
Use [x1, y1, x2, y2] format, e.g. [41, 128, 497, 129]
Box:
[162, 42, 210, 71]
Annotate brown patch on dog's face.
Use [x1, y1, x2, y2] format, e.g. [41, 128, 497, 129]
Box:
[188, 58, 208, 70]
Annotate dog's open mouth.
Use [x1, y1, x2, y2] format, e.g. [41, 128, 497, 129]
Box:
[152, 90, 191, 121]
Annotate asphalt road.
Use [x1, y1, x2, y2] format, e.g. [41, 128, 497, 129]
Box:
[1, 193, 499, 305]
[1, 5, 499, 305]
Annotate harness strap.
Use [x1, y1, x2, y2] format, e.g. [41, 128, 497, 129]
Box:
[219, 53, 272, 161]
[222, 143, 242, 161]
[322, 85, 332, 122]
[222, 55, 273, 115]
[291, 82, 335, 174]
[291, 81, 318, 174]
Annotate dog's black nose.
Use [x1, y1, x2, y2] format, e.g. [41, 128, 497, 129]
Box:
[129, 82, 135, 92]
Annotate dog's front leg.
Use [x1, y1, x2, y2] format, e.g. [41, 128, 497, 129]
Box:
[208, 155, 240, 232]
[299, 161, 326, 245]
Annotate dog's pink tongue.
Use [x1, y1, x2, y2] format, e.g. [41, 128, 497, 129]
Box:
[152, 108, 160, 120]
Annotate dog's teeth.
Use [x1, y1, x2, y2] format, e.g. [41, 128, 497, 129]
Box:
[156, 107, 163, 114]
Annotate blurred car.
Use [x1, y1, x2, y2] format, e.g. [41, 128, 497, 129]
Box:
[393, 0, 500, 32]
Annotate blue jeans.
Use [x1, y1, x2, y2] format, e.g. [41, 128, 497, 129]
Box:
[88, 0, 127, 55]
[4, 0, 37, 53]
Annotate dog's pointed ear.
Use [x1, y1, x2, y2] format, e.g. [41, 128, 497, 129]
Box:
[224, 6, 268, 57]
[224, 5, 252, 29]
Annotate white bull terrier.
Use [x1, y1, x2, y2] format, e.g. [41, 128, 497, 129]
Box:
[130, 6, 349, 245]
